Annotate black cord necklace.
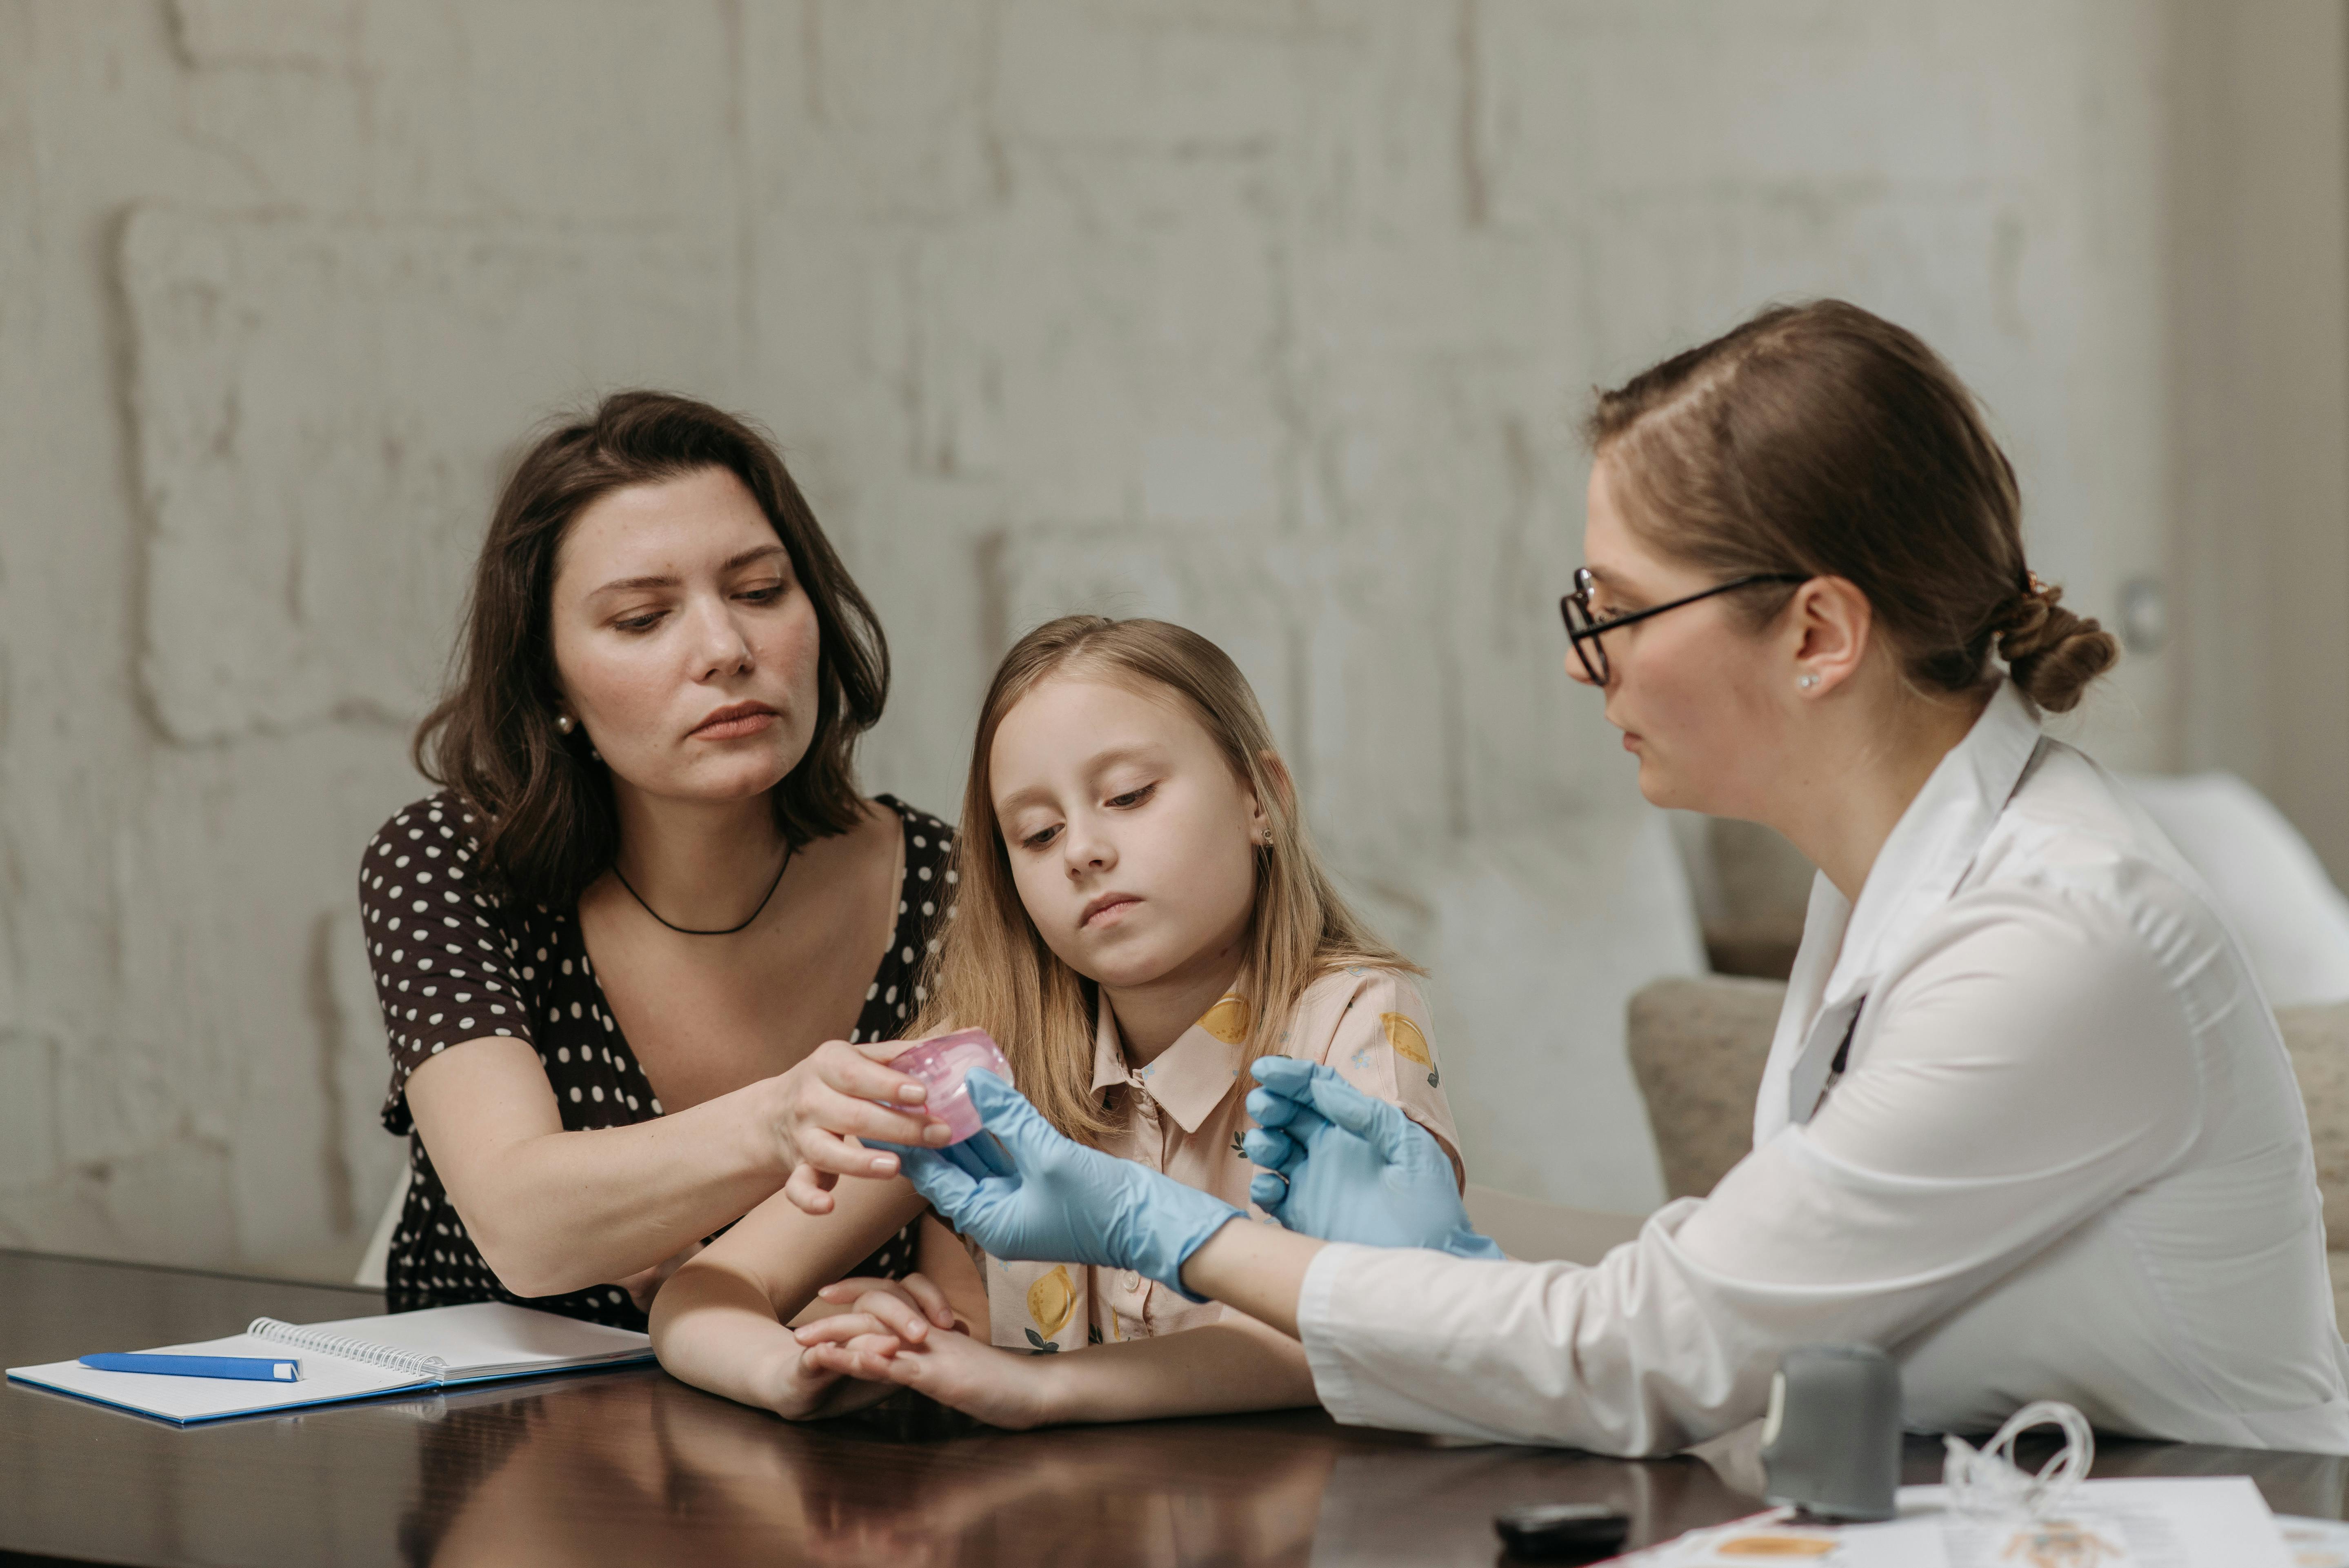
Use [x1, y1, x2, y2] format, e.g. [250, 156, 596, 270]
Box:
[612, 842, 795, 936]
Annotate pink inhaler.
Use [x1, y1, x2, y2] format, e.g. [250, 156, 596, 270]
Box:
[888, 1028, 1011, 1145]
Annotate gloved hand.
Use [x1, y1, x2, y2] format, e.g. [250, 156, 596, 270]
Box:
[880, 1071, 1242, 1301]
[1242, 1058, 1503, 1259]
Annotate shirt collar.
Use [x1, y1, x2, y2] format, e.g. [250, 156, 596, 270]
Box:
[1089, 986, 1252, 1134]
[1756, 678, 2047, 1141]
[1826, 677, 2045, 999]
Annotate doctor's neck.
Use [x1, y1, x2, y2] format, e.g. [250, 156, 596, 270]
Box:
[1764, 672, 1993, 906]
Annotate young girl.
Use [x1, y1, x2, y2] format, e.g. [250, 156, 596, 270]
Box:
[650, 615, 1469, 1427]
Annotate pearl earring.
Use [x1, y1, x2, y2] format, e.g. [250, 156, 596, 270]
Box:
[556, 714, 576, 734]
[1797, 674, 1819, 690]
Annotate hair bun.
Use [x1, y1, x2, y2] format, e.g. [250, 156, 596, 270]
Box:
[1995, 576, 2118, 713]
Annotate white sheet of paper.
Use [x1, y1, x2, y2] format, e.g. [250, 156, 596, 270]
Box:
[2278, 1514, 2349, 1568]
[1633, 1476, 2285, 1568]
[280, 1301, 650, 1382]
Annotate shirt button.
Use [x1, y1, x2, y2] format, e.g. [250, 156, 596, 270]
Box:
[1121, 1271, 1142, 1293]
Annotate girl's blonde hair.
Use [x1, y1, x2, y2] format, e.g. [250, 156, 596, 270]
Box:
[913, 615, 1415, 1144]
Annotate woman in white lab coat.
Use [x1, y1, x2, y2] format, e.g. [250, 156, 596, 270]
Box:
[855, 300, 2349, 1455]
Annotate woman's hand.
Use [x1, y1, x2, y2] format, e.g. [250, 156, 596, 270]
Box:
[1242, 1059, 1501, 1258]
[883, 1072, 1241, 1293]
[762, 1040, 956, 1215]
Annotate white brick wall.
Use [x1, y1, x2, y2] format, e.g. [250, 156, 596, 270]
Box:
[0, 1, 2175, 1264]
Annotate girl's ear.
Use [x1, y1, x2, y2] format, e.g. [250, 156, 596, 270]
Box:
[1250, 751, 1296, 844]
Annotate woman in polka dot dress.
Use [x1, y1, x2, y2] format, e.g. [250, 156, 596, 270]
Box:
[364, 392, 962, 1330]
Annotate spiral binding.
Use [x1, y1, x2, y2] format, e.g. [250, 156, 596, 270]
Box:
[247, 1317, 449, 1385]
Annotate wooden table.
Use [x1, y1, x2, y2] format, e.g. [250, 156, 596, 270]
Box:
[3, 1248, 2344, 1566]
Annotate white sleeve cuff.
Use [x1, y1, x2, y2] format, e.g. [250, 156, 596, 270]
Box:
[1297, 1241, 1372, 1424]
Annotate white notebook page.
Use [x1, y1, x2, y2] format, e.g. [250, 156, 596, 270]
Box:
[7, 1328, 425, 1422]
[6, 1300, 652, 1422]
[289, 1301, 651, 1381]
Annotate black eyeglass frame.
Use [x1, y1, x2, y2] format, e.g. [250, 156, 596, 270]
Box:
[1560, 566, 1809, 685]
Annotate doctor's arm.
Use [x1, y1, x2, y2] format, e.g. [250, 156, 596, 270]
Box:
[1174, 1048, 1507, 1331]
[1277, 892, 2204, 1453]
[1178, 1222, 1320, 1338]
[907, 911, 2198, 1456]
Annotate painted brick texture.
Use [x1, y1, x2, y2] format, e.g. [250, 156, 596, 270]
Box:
[0, 1, 2170, 1266]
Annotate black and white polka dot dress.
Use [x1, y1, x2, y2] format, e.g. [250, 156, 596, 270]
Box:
[364, 791, 956, 1329]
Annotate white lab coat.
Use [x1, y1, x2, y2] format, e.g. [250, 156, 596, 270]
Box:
[1296, 681, 2349, 1455]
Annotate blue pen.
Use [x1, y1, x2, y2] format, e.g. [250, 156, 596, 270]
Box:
[79, 1353, 300, 1383]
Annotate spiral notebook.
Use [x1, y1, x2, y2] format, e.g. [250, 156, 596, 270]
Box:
[5, 1301, 653, 1424]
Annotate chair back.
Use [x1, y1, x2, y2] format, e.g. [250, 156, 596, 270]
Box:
[1626, 975, 1785, 1199]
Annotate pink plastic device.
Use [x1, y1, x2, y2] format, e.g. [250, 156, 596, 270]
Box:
[888, 1028, 1012, 1145]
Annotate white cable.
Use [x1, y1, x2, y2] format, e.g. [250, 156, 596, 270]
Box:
[1941, 1400, 2095, 1519]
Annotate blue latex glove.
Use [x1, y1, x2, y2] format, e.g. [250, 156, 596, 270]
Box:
[1242, 1058, 1503, 1259]
[881, 1071, 1242, 1301]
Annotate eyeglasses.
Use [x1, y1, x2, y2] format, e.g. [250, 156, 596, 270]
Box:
[1560, 566, 1808, 686]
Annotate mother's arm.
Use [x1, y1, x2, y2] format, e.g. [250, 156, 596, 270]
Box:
[406, 1036, 944, 1299]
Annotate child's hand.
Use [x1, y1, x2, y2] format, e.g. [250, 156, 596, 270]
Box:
[756, 1319, 905, 1422]
[760, 1271, 964, 1421]
[799, 1270, 964, 1349]
[818, 1316, 1063, 1432]
[789, 1271, 961, 1408]
[797, 1270, 1063, 1430]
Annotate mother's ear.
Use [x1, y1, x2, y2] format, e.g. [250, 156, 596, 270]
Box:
[1784, 575, 1873, 698]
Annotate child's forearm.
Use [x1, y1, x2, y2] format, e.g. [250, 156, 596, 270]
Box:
[651, 1172, 928, 1411]
[1040, 1315, 1317, 1424]
[648, 1257, 808, 1412]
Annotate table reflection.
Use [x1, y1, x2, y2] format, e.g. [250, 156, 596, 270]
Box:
[1306, 1443, 1755, 1562]
[411, 1379, 1344, 1568]
[8, 1252, 2336, 1568]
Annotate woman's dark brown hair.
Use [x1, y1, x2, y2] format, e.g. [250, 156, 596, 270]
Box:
[1587, 299, 2118, 712]
[414, 390, 888, 907]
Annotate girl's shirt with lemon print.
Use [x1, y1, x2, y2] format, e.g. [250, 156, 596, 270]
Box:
[972, 967, 1467, 1354]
